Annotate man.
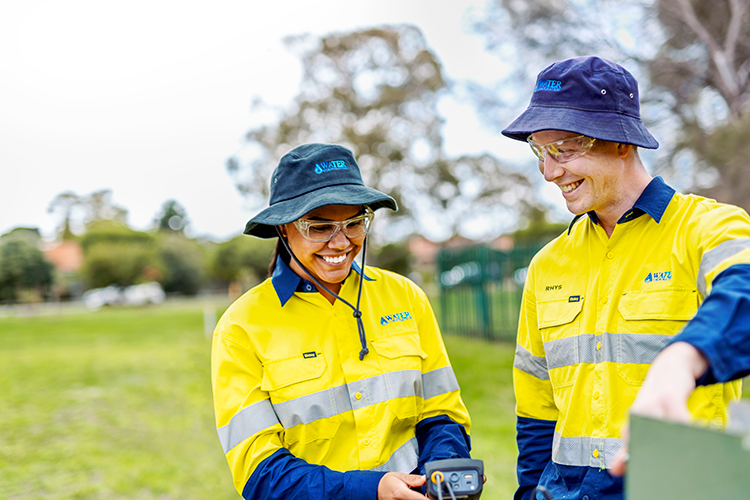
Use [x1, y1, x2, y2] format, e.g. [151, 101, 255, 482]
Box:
[501, 55, 750, 500]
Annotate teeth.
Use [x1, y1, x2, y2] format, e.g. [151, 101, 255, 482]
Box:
[560, 180, 583, 193]
[322, 254, 347, 264]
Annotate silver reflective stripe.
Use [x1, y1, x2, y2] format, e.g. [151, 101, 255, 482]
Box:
[514, 343, 550, 380]
[545, 332, 674, 369]
[698, 238, 750, 296]
[274, 369, 425, 429]
[217, 399, 280, 454]
[552, 432, 625, 468]
[368, 436, 419, 473]
[274, 384, 352, 428]
[349, 370, 423, 410]
[423, 366, 459, 399]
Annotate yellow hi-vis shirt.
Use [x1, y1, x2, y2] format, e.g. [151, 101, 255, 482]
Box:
[212, 265, 470, 495]
[514, 191, 748, 470]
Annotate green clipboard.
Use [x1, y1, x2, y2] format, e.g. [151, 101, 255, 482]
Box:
[626, 412, 750, 499]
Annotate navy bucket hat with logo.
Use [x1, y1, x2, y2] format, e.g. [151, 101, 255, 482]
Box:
[244, 143, 397, 238]
[502, 56, 659, 149]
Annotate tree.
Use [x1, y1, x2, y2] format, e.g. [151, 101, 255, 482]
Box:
[80, 220, 161, 289]
[48, 189, 128, 238]
[227, 25, 538, 242]
[0, 238, 54, 302]
[210, 235, 275, 290]
[156, 233, 206, 295]
[154, 200, 189, 234]
[470, 0, 750, 210]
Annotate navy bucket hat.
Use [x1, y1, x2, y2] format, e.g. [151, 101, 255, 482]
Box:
[502, 56, 659, 149]
[244, 143, 397, 238]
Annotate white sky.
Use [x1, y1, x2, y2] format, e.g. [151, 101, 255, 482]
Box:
[0, 0, 536, 242]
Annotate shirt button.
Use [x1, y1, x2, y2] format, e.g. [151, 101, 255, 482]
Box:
[596, 342, 602, 351]
[363, 438, 370, 445]
[594, 391, 600, 399]
[593, 449, 599, 458]
[355, 392, 362, 400]
[606, 252, 614, 259]
[304, 284, 312, 291]
[583, 496, 590, 500]
[600, 297, 608, 305]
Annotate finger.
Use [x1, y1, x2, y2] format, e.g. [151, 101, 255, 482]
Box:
[482, 474, 487, 484]
[609, 448, 628, 477]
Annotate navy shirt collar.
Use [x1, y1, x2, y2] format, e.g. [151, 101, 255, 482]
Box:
[568, 176, 676, 234]
[271, 254, 374, 307]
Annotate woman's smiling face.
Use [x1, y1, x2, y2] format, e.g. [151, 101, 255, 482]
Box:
[280, 205, 365, 295]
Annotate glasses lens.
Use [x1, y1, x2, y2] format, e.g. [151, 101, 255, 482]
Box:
[305, 222, 337, 241]
[528, 135, 595, 163]
[528, 140, 545, 161]
[342, 215, 370, 238]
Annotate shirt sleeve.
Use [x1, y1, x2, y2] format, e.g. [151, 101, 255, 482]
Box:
[513, 262, 559, 499]
[514, 417, 556, 500]
[673, 264, 750, 385]
[415, 414, 472, 475]
[243, 449, 384, 500]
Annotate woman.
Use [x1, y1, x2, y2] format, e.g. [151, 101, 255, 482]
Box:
[211, 143, 472, 500]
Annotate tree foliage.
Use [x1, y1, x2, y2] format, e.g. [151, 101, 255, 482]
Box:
[0, 238, 54, 302]
[156, 234, 206, 295]
[48, 189, 128, 239]
[210, 235, 275, 288]
[471, 0, 750, 210]
[80, 220, 161, 289]
[154, 199, 189, 234]
[228, 25, 538, 241]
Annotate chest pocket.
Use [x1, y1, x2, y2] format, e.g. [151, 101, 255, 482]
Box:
[370, 332, 426, 420]
[616, 288, 697, 385]
[261, 354, 340, 444]
[537, 297, 584, 389]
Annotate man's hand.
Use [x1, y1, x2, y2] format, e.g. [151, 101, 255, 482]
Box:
[377, 472, 426, 500]
[610, 342, 708, 476]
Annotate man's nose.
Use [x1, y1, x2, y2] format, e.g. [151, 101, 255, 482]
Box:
[541, 155, 564, 182]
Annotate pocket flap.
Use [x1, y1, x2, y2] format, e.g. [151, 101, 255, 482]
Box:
[619, 288, 698, 320]
[370, 333, 427, 359]
[261, 354, 327, 391]
[537, 296, 584, 328]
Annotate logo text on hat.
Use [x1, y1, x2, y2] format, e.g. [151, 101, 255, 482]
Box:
[314, 160, 348, 174]
[535, 79, 562, 92]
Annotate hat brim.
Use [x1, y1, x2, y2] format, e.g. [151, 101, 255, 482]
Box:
[244, 184, 397, 238]
[502, 105, 659, 149]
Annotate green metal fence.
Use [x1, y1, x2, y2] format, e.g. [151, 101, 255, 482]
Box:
[437, 244, 543, 341]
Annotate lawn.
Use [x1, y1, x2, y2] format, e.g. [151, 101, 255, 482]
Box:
[0, 303, 519, 499]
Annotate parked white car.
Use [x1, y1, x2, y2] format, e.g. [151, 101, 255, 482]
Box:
[82, 283, 165, 310]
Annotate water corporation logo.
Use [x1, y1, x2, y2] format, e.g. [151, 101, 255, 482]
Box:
[535, 79, 562, 92]
[314, 160, 348, 174]
[380, 311, 413, 325]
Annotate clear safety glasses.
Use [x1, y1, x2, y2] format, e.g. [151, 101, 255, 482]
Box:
[527, 134, 597, 163]
[293, 208, 374, 242]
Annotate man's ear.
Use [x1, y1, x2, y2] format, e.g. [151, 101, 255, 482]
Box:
[278, 225, 288, 238]
[617, 143, 632, 158]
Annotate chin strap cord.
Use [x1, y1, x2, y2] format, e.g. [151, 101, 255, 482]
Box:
[275, 227, 370, 360]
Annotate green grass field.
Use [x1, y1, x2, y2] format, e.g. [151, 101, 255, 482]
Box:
[0, 303, 519, 499]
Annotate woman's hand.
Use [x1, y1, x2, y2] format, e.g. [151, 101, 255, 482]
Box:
[377, 472, 426, 499]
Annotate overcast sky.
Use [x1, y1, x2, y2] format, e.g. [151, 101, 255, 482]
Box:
[1, 0, 540, 242]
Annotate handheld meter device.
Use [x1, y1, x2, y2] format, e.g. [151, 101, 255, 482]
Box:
[425, 458, 484, 500]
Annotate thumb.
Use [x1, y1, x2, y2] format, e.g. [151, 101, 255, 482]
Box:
[401, 473, 426, 487]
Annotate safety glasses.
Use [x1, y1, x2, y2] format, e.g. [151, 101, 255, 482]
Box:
[527, 134, 597, 163]
[293, 208, 374, 242]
